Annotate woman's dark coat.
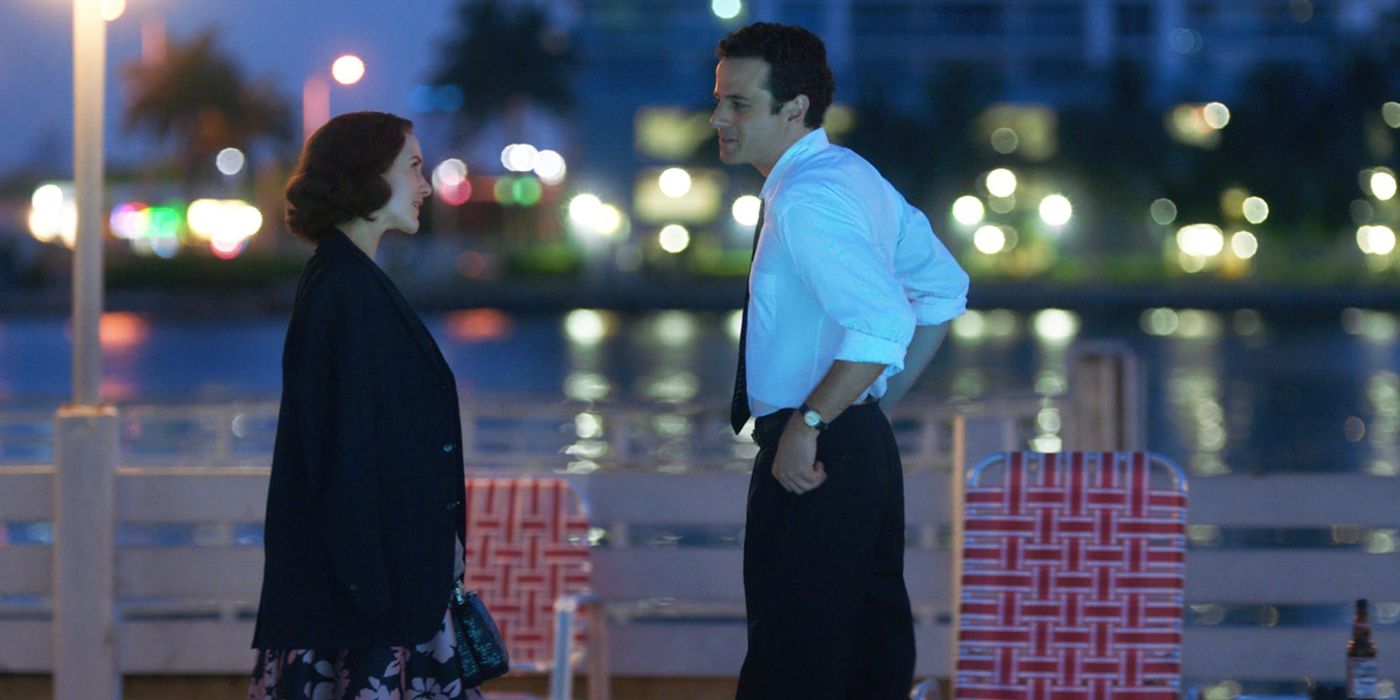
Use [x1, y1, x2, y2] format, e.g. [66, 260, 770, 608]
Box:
[253, 230, 466, 649]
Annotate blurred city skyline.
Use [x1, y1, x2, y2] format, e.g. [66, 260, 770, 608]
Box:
[3, 0, 1399, 284]
[6, 0, 1396, 177]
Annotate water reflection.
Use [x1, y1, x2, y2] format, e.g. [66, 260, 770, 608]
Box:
[564, 309, 612, 345]
[1158, 308, 1230, 475]
[98, 312, 150, 351]
[7, 305, 1400, 474]
[444, 308, 512, 342]
[1030, 309, 1077, 452]
[1367, 372, 1400, 476]
[641, 371, 699, 403]
[564, 371, 610, 401]
[574, 412, 603, 439]
[649, 311, 697, 347]
[1343, 308, 1400, 344]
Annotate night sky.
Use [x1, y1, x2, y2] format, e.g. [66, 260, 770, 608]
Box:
[0, 0, 470, 175]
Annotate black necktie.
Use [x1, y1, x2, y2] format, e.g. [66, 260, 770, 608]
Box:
[730, 200, 765, 435]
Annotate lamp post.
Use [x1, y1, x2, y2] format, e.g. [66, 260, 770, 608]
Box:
[54, 0, 121, 697]
[302, 54, 365, 140]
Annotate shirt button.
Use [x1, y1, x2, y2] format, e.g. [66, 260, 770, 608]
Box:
[442, 443, 455, 453]
[446, 500, 461, 511]
[348, 583, 360, 592]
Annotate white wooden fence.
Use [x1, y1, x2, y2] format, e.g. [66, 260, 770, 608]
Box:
[2, 399, 1399, 693]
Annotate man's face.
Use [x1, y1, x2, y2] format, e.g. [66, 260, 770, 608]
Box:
[711, 57, 793, 174]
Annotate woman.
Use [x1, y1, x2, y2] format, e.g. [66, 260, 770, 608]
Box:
[249, 111, 482, 699]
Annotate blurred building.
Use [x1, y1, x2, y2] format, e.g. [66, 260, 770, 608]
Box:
[574, 0, 1392, 165]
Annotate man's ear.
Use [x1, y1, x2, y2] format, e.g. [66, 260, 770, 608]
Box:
[787, 95, 811, 125]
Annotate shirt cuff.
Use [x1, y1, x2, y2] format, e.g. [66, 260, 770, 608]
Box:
[913, 298, 967, 326]
[834, 328, 906, 375]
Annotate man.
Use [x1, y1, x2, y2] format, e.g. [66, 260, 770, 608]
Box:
[712, 23, 969, 698]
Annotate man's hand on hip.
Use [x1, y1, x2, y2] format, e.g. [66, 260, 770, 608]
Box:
[772, 414, 826, 494]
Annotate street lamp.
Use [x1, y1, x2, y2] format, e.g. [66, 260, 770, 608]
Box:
[303, 53, 365, 140]
[56, 1, 122, 698]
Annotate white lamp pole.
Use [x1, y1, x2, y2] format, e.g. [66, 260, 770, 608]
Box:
[72, 2, 104, 402]
[54, 0, 121, 697]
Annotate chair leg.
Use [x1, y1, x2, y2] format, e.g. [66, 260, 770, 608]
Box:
[910, 679, 941, 700]
[550, 598, 576, 700]
[585, 603, 611, 700]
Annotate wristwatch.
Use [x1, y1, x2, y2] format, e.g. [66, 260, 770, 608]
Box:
[797, 403, 829, 431]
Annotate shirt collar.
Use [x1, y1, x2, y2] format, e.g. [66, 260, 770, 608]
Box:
[760, 127, 830, 201]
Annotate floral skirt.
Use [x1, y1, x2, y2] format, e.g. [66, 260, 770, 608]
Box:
[248, 607, 486, 700]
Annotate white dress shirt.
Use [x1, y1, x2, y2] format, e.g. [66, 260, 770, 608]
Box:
[745, 127, 969, 418]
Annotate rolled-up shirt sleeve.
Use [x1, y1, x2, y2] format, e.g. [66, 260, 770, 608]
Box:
[774, 182, 914, 375]
[895, 202, 968, 325]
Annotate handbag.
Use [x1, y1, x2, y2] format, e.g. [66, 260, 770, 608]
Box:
[450, 580, 510, 687]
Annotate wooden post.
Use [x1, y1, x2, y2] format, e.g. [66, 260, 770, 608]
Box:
[1064, 341, 1144, 451]
[53, 406, 121, 700]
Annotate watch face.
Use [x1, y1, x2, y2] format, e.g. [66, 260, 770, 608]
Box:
[803, 410, 822, 428]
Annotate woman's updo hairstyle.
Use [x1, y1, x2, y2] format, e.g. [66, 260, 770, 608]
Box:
[284, 111, 413, 242]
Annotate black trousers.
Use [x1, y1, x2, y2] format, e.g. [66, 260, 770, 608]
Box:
[736, 403, 915, 699]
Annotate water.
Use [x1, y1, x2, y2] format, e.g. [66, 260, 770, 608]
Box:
[1, 305, 1397, 475]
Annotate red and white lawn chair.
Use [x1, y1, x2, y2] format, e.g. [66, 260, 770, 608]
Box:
[463, 477, 607, 700]
[955, 452, 1187, 700]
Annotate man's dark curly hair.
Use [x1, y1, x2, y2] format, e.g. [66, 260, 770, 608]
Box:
[717, 22, 834, 129]
[284, 111, 413, 242]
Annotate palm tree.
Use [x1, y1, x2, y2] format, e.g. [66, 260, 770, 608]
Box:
[430, 0, 576, 140]
[124, 30, 293, 183]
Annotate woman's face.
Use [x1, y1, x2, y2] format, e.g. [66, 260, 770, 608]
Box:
[375, 132, 432, 234]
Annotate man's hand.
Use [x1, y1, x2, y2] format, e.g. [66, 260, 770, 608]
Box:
[771, 414, 826, 494]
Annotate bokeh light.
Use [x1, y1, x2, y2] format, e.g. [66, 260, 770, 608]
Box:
[1150, 198, 1179, 225]
[100, 0, 126, 21]
[215, 147, 246, 176]
[952, 196, 985, 226]
[331, 55, 365, 85]
[732, 195, 762, 227]
[187, 199, 263, 257]
[28, 183, 77, 247]
[658, 224, 690, 254]
[109, 203, 148, 240]
[1358, 225, 1397, 256]
[1370, 169, 1397, 201]
[973, 225, 1006, 254]
[1230, 231, 1259, 259]
[564, 309, 610, 345]
[658, 167, 693, 198]
[501, 143, 539, 173]
[533, 150, 567, 185]
[985, 168, 1018, 198]
[712, 0, 742, 20]
[434, 159, 472, 205]
[1033, 309, 1080, 343]
[569, 194, 602, 226]
[1384, 102, 1400, 129]
[990, 127, 1019, 154]
[434, 158, 468, 188]
[510, 177, 543, 207]
[1038, 194, 1072, 227]
[1177, 224, 1225, 257]
[1203, 102, 1231, 129]
[1242, 196, 1269, 224]
[567, 194, 625, 240]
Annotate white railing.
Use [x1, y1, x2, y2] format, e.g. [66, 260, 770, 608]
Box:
[4, 398, 1400, 690]
[1, 396, 1043, 473]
